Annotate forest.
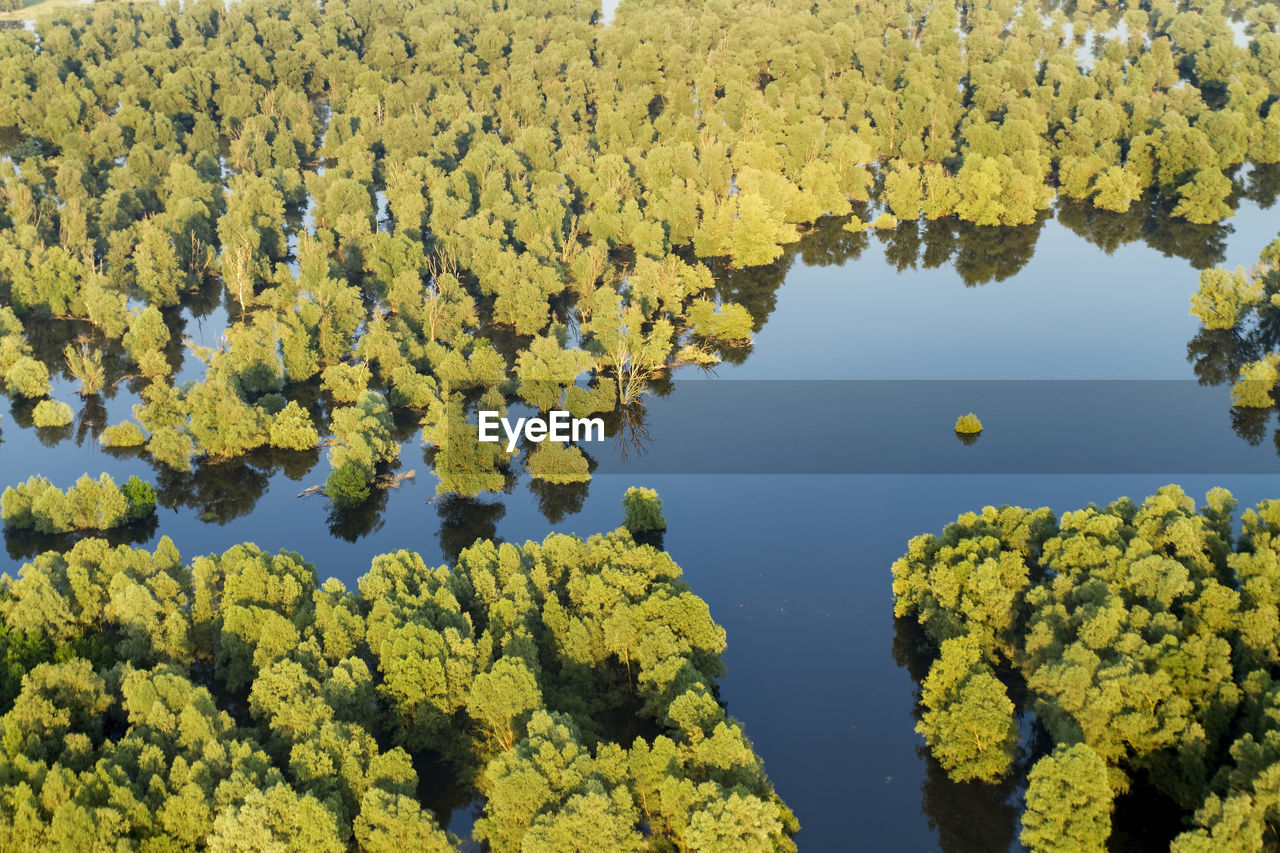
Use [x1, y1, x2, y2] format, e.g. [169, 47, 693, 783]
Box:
[894, 485, 1280, 852]
[0, 0, 1274, 515]
[0, 0, 1278, 848]
[0, 489, 798, 850]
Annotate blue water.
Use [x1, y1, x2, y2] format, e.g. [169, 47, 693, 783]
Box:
[1, 199, 1277, 849]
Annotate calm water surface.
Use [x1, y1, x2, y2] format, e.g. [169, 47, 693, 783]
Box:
[2, 196, 1278, 850]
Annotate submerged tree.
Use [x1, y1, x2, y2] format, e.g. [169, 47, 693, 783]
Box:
[0, 492, 795, 850]
[894, 485, 1280, 850]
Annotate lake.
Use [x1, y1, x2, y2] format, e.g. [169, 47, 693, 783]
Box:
[2, 187, 1278, 849]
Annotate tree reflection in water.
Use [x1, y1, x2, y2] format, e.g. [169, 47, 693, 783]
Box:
[1, 198, 1268, 543]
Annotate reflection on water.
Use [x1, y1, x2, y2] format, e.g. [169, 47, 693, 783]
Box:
[434, 494, 505, 565]
[3, 512, 157, 560]
[1, 189, 1258, 540]
[0, 193, 1276, 848]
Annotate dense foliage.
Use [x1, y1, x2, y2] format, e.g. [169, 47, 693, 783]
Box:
[1187, 231, 1280, 443]
[0, 0, 1274, 511]
[0, 497, 795, 850]
[0, 472, 157, 533]
[894, 485, 1280, 851]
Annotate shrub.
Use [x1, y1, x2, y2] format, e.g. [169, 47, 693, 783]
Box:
[326, 461, 372, 509]
[622, 486, 666, 534]
[954, 413, 983, 434]
[32, 400, 74, 428]
[101, 422, 147, 447]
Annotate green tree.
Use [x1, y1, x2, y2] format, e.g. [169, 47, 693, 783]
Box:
[1020, 744, 1113, 853]
[916, 635, 1018, 783]
[622, 487, 666, 534]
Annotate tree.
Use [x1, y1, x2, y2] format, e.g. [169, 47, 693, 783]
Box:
[326, 391, 399, 506]
[326, 462, 371, 509]
[122, 306, 173, 379]
[269, 401, 320, 451]
[526, 442, 591, 485]
[466, 657, 542, 752]
[916, 635, 1018, 783]
[31, 400, 74, 428]
[63, 342, 105, 396]
[1190, 267, 1262, 330]
[1173, 169, 1234, 225]
[622, 487, 666, 534]
[0, 499, 792, 850]
[1020, 744, 1113, 853]
[5, 355, 50, 398]
[207, 784, 344, 853]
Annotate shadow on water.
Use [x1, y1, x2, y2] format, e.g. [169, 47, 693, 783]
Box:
[892, 614, 1202, 853]
[435, 494, 506, 565]
[4, 515, 159, 561]
[0, 183, 1267, 546]
[891, 617, 1023, 852]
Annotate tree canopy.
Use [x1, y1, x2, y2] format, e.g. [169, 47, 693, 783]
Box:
[0, 0, 1273, 510]
[0, 492, 796, 850]
[894, 485, 1280, 851]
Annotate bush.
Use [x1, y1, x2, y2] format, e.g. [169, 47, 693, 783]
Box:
[32, 400, 74, 428]
[622, 486, 666, 533]
[101, 422, 147, 447]
[326, 461, 372, 509]
[954, 413, 983, 434]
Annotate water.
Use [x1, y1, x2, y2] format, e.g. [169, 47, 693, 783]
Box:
[1, 192, 1277, 849]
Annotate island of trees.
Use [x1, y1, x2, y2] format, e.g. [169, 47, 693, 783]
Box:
[0, 489, 797, 850]
[0, 0, 1273, 517]
[894, 485, 1280, 851]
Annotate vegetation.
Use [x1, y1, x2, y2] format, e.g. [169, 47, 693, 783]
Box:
[0, 0, 1269, 508]
[1, 472, 156, 533]
[30, 398, 71, 428]
[622, 486, 666, 534]
[100, 420, 147, 447]
[0, 494, 795, 850]
[893, 485, 1280, 851]
[954, 413, 983, 434]
[0, 0, 157, 24]
[1188, 233, 1280, 432]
